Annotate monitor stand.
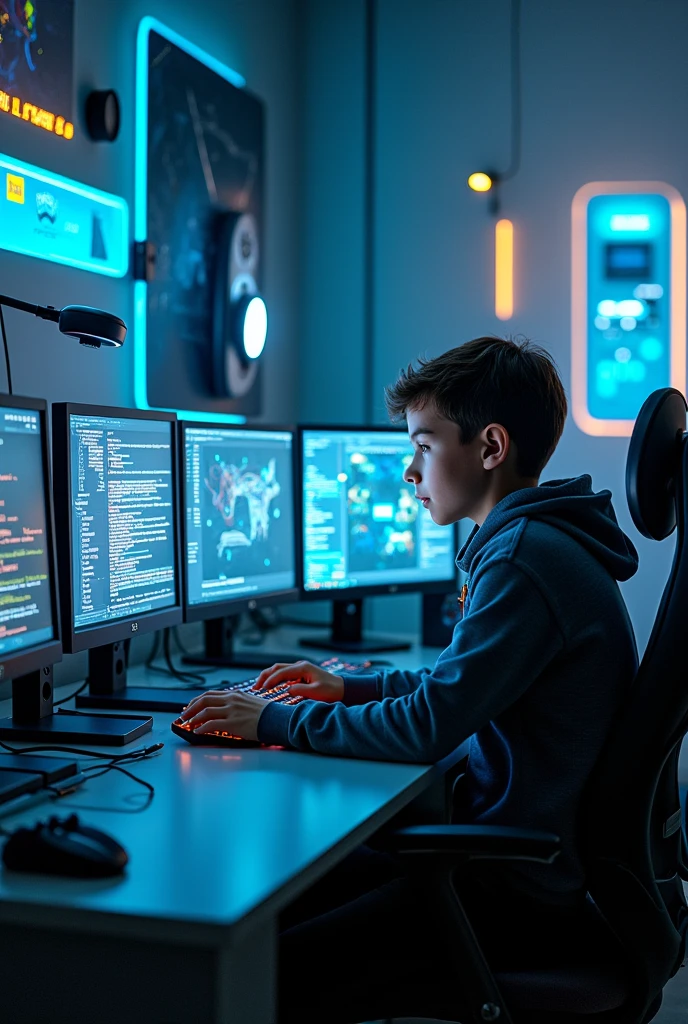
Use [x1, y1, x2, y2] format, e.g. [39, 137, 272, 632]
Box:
[0, 664, 152, 746]
[180, 616, 298, 670]
[75, 641, 212, 715]
[299, 599, 412, 654]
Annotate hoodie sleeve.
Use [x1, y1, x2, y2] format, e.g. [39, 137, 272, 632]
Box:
[257, 559, 565, 762]
[340, 665, 434, 705]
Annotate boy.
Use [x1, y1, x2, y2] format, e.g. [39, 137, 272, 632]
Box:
[181, 336, 638, 1022]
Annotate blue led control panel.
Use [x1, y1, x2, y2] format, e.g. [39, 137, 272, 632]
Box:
[572, 183, 685, 435]
[0, 154, 128, 277]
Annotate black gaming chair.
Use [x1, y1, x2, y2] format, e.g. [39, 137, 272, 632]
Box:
[386, 386, 688, 1023]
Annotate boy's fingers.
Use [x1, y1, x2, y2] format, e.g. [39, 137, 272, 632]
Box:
[252, 664, 290, 689]
[181, 695, 230, 719]
[195, 719, 230, 736]
[287, 681, 317, 696]
[254, 664, 308, 692]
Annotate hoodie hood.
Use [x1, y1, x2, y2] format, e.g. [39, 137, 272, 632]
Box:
[457, 475, 639, 582]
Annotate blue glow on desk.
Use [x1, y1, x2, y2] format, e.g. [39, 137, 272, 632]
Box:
[134, 17, 245, 422]
[0, 154, 128, 277]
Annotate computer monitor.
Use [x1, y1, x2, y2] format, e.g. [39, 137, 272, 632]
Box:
[179, 421, 299, 668]
[298, 426, 459, 652]
[0, 395, 149, 750]
[52, 403, 188, 717]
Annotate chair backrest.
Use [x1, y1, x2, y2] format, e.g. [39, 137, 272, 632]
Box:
[581, 388, 688, 1021]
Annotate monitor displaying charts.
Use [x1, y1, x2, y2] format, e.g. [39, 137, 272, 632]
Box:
[301, 427, 457, 595]
[182, 424, 296, 614]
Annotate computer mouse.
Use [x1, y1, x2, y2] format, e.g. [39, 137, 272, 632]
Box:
[1, 813, 128, 879]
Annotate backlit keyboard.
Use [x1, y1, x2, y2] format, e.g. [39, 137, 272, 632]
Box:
[171, 678, 305, 746]
[171, 657, 374, 747]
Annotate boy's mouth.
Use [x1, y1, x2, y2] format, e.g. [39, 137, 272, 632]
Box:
[416, 495, 430, 506]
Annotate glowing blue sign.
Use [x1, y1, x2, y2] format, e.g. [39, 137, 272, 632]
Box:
[572, 182, 686, 435]
[0, 154, 128, 277]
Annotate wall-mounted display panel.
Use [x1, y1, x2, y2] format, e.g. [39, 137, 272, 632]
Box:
[0, 153, 128, 277]
[572, 181, 686, 436]
[135, 16, 264, 422]
[0, 0, 74, 141]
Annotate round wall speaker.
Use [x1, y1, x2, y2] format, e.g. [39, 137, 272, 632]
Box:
[212, 211, 266, 398]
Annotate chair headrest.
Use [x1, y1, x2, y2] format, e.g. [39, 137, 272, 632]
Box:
[626, 388, 687, 540]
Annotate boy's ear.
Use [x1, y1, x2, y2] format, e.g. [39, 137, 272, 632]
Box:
[481, 423, 510, 470]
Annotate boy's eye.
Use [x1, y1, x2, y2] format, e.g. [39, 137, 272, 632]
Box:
[419, 444, 429, 454]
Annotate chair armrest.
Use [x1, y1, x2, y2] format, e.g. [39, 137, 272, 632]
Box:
[387, 824, 561, 864]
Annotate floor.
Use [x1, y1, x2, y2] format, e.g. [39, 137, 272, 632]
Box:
[370, 760, 688, 1023]
[379, 962, 687, 1022]
[378, 893, 688, 1023]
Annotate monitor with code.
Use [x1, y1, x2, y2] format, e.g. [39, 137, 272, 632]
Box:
[182, 424, 296, 615]
[0, 402, 56, 659]
[68, 411, 177, 632]
[301, 427, 457, 595]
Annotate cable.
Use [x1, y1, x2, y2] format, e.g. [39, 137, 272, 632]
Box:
[140, 628, 212, 687]
[172, 626, 198, 657]
[53, 679, 89, 707]
[164, 628, 207, 683]
[82, 760, 155, 802]
[0, 748, 162, 826]
[0, 303, 13, 395]
[145, 630, 161, 668]
[501, 0, 522, 182]
[0, 738, 164, 760]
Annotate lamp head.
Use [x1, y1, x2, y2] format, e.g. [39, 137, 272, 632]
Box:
[468, 171, 496, 193]
[58, 305, 126, 349]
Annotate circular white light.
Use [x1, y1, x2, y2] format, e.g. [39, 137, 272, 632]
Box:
[615, 347, 632, 363]
[242, 296, 267, 359]
[619, 316, 637, 331]
[597, 300, 617, 317]
[594, 315, 611, 331]
[616, 299, 644, 318]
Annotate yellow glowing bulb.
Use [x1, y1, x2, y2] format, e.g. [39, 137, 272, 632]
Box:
[495, 219, 514, 320]
[468, 172, 493, 192]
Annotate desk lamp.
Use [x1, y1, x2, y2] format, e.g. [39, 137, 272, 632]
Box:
[0, 293, 126, 349]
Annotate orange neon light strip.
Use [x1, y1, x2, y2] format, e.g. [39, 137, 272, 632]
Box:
[0, 89, 73, 140]
[571, 180, 686, 437]
[495, 219, 514, 320]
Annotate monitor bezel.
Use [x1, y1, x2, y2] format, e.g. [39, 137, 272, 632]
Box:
[178, 419, 299, 624]
[296, 424, 459, 601]
[52, 402, 183, 654]
[0, 394, 62, 680]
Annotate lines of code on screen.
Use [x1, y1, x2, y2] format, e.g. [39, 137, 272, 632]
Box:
[70, 414, 177, 631]
[0, 406, 55, 657]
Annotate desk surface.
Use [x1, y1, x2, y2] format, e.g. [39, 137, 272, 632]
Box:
[0, 647, 443, 947]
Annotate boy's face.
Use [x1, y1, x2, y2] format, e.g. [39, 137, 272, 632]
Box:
[404, 403, 490, 526]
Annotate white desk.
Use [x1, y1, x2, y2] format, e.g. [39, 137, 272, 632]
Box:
[0, 643, 453, 1024]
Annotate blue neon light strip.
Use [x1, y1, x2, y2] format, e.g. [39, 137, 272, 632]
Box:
[0, 154, 128, 277]
[134, 17, 246, 422]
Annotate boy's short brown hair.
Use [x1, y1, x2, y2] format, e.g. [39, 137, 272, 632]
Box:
[384, 336, 567, 478]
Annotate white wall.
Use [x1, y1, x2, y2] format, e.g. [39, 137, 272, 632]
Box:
[300, 0, 687, 651]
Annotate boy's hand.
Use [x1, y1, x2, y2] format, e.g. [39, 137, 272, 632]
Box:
[180, 690, 267, 740]
[252, 660, 344, 703]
